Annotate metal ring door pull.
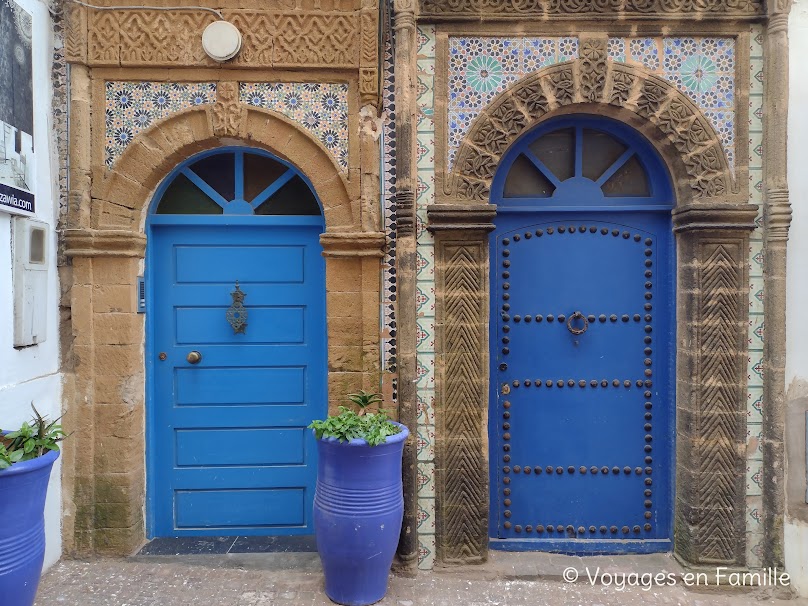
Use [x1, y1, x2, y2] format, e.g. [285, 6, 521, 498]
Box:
[567, 311, 588, 335]
[186, 351, 202, 364]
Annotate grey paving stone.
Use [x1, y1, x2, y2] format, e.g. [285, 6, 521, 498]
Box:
[34, 558, 808, 606]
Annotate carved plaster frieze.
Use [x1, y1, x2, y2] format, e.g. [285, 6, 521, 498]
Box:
[419, 0, 762, 18]
[66, 5, 378, 70]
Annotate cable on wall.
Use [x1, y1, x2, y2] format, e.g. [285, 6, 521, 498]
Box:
[67, 0, 224, 20]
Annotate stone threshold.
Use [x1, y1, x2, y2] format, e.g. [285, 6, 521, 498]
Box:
[135, 535, 317, 556]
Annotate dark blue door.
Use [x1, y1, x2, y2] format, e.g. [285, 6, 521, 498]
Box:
[147, 149, 326, 537]
[489, 117, 675, 554]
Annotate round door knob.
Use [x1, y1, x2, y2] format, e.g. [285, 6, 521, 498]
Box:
[186, 351, 202, 364]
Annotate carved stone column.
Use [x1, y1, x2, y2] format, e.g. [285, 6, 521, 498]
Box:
[428, 203, 496, 564]
[393, 0, 419, 567]
[762, 0, 793, 569]
[672, 203, 758, 566]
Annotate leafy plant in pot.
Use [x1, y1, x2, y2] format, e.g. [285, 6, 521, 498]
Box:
[0, 405, 67, 606]
[309, 391, 409, 606]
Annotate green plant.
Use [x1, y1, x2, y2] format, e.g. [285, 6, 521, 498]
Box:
[308, 392, 400, 447]
[347, 390, 383, 415]
[0, 405, 67, 470]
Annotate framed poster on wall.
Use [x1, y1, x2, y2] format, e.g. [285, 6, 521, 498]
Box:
[0, 0, 35, 217]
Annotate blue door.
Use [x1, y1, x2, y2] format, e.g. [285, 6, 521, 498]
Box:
[147, 149, 326, 537]
[489, 117, 675, 554]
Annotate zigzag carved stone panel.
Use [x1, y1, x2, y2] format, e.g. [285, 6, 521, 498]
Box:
[676, 238, 749, 565]
[435, 239, 489, 563]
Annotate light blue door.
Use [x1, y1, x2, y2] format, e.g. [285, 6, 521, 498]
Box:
[147, 149, 326, 537]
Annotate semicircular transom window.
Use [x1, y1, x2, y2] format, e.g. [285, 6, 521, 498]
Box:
[502, 124, 667, 203]
[156, 150, 322, 216]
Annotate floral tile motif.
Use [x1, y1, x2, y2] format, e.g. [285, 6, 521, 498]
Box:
[418, 533, 436, 570]
[241, 83, 349, 172]
[628, 38, 660, 71]
[417, 497, 436, 533]
[746, 531, 764, 569]
[447, 36, 578, 168]
[609, 36, 736, 170]
[104, 81, 216, 167]
[417, 425, 436, 462]
[416, 26, 438, 569]
[746, 460, 763, 497]
[417, 462, 436, 498]
[417, 390, 436, 426]
[746, 26, 765, 516]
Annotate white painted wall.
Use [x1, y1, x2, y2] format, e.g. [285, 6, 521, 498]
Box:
[0, 0, 62, 571]
[786, 0, 808, 597]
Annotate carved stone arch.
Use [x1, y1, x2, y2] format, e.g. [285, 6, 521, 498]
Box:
[84, 102, 357, 234]
[449, 53, 733, 204]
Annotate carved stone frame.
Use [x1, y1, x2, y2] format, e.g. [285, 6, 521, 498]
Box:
[426, 39, 758, 566]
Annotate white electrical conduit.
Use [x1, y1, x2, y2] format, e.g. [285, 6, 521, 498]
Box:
[67, 0, 224, 21]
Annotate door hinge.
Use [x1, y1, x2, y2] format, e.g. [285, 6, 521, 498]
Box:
[137, 276, 146, 313]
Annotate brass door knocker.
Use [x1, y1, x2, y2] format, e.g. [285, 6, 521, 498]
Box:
[226, 281, 248, 334]
[567, 311, 588, 335]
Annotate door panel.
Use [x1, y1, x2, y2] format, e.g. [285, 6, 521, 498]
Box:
[490, 213, 673, 553]
[150, 222, 325, 536]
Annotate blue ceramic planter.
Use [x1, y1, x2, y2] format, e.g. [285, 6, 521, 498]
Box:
[313, 422, 409, 606]
[0, 447, 59, 606]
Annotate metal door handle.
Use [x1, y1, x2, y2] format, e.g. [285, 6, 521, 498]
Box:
[186, 351, 202, 364]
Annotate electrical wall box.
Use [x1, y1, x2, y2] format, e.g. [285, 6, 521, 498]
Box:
[12, 217, 49, 347]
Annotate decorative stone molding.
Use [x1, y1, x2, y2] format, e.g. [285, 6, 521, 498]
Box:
[63, 228, 146, 258]
[672, 203, 759, 233]
[427, 203, 497, 232]
[359, 0, 381, 107]
[65, 4, 372, 69]
[320, 231, 386, 257]
[450, 60, 732, 202]
[418, 0, 762, 19]
[211, 82, 244, 138]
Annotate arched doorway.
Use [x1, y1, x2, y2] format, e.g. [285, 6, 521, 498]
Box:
[146, 147, 327, 538]
[488, 115, 675, 553]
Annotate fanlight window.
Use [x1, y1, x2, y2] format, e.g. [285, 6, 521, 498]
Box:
[156, 150, 322, 215]
[501, 125, 662, 202]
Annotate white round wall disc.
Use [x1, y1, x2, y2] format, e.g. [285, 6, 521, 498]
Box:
[202, 21, 242, 62]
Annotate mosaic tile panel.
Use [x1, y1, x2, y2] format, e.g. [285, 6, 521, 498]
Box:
[447, 36, 578, 168]
[611, 37, 736, 169]
[416, 23, 437, 571]
[104, 82, 216, 167]
[744, 24, 765, 569]
[241, 83, 349, 172]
